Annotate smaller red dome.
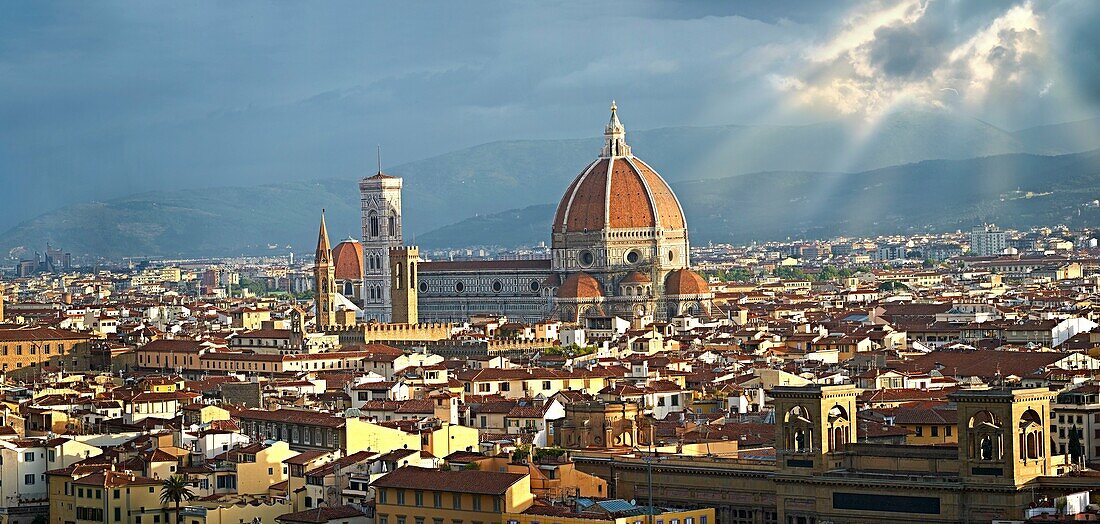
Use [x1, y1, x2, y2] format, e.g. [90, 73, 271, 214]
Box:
[558, 272, 603, 299]
[664, 269, 709, 296]
[332, 238, 364, 280]
[620, 271, 651, 284]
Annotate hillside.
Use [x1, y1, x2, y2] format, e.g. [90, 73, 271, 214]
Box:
[389, 109, 1071, 234]
[0, 180, 362, 258]
[417, 149, 1100, 248]
[5, 111, 1100, 257]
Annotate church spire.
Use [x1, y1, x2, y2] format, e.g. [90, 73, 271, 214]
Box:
[314, 209, 337, 330]
[601, 100, 631, 158]
[316, 209, 332, 264]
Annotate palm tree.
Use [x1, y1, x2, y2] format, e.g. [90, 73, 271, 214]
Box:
[160, 475, 196, 524]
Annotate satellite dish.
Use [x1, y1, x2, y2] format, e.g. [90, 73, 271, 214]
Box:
[630, 499, 636, 505]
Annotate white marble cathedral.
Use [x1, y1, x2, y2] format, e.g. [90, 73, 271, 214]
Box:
[358, 103, 713, 324]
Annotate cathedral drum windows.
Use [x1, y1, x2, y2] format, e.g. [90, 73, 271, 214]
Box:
[625, 249, 641, 264]
[492, 280, 503, 293]
[579, 250, 595, 267]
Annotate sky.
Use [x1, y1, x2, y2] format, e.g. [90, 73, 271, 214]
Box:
[2, 0, 1099, 229]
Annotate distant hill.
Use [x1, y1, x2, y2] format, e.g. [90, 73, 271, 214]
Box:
[0, 179, 362, 258]
[392, 109, 1079, 234]
[5, 110, 1100, 258]
[417, 149, 1100, 248]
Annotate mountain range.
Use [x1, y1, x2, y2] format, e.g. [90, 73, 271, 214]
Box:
[4, 111, 1100, 258]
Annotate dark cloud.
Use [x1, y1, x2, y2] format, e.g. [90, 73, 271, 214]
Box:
[869, 23, 948, 78]
[1, 0, 1098, 231]
[1049, 0, 1100, 104]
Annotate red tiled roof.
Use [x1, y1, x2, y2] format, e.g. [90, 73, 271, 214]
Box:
[372, 466, 525, 495]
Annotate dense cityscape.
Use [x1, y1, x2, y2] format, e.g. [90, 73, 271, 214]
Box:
[7, 2, 1100, 524]
[3, 107, 1100, 524]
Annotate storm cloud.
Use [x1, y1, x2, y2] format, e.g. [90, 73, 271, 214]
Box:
[1, 0, 1098, 230]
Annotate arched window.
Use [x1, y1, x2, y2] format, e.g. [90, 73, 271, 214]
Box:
[785, 406, 814, 453]
[827, 404, 849, 451]
[1019, 408, 1044, 460]
[389, 214, 396, 237]
[968, 410, 1002, 461]
[369, 211, 380, 237]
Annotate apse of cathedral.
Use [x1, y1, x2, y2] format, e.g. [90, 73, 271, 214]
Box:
[349, 102, 714, 324]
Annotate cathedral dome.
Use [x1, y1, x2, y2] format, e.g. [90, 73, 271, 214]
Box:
[664, 269, 709, 296]
[332, 238, 364, 280]
[553, 103, 686, 235]
[558, 272, 603, 299]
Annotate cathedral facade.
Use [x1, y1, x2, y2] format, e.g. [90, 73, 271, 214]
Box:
[357, 103, 713, 324]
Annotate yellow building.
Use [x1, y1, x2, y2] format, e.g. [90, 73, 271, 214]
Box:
[48, 468, 168, 524]
[457, 368, 620, 400]
[180, 495, 291, 524]
[373, 467, 534, 524]
[182, 404, 231, 427]
[230, 307, 272, 330]
[893, 407, 958, 446]
[227, 441, 300, 495]
[236, 408, 420, 455]
[420, 423, 480, 458]
[462, 454, 609, 499]
[0, 327, 94, 378]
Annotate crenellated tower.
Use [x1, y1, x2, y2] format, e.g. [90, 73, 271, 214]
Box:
[389, 246, 419, 325]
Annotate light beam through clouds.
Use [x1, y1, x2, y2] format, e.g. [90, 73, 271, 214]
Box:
[774, 0, 1049, 120]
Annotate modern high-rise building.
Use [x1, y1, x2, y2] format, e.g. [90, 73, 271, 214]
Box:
[359, 170, 404, 322]
[970, 223, 1007, 257]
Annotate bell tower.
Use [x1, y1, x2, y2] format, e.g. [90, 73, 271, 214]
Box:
[772, 384, 858, 474]
[389, 246, 419, 325]
[360, 151, 404, 323]
[951, 387, 1055, 487]
[314, 210, 337, 330]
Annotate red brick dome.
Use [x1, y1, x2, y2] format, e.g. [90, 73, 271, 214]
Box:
[331, 238, 364, 280]
[664, 269, 709, 296]
[620, 271, 652, 284]
[557, 272, 603, 299]
[553, 104, 685, 234]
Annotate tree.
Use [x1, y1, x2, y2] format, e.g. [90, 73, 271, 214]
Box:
[160, 475, 196, 524]
[773, 266, 809, 280]
[1068, 425, 1084, 464]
